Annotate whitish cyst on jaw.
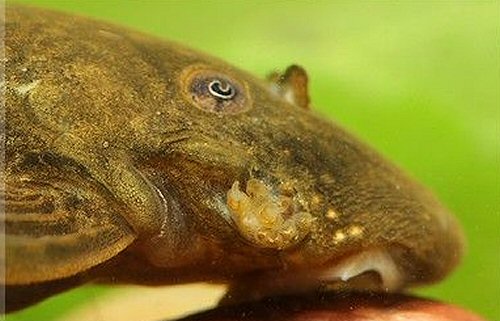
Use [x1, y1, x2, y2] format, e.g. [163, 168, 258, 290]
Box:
[226, 179, 312, 249]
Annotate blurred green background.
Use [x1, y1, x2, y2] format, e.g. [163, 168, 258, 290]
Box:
[7, 1, 500, 320]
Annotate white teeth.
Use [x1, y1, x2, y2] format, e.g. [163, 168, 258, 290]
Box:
[320, 249, 402, 291]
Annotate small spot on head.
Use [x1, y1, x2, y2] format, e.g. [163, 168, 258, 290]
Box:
[348, 225, 364, 237]
[333, 230, 346, 243]
[14, 80, 40, 96]
[319, 173, 336, 186]
[326, 208, 339, 220]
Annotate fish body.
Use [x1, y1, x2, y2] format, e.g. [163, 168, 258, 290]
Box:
[1, 5, 464, 312]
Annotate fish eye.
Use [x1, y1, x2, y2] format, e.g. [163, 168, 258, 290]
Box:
[180, 65, 251, 114]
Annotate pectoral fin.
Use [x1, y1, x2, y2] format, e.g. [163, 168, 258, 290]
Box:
[1, 155, 136, 285]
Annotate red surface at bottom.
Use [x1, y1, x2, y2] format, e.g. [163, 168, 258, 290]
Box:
[175, 292, 487, 321]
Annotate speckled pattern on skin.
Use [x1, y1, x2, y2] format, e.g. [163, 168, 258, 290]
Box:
[2, 5, 464, 313]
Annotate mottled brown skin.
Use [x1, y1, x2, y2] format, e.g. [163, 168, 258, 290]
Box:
[2, 6, 464, 312]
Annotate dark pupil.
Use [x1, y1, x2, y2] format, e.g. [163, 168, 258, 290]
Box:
[208, 79, 235, 100]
